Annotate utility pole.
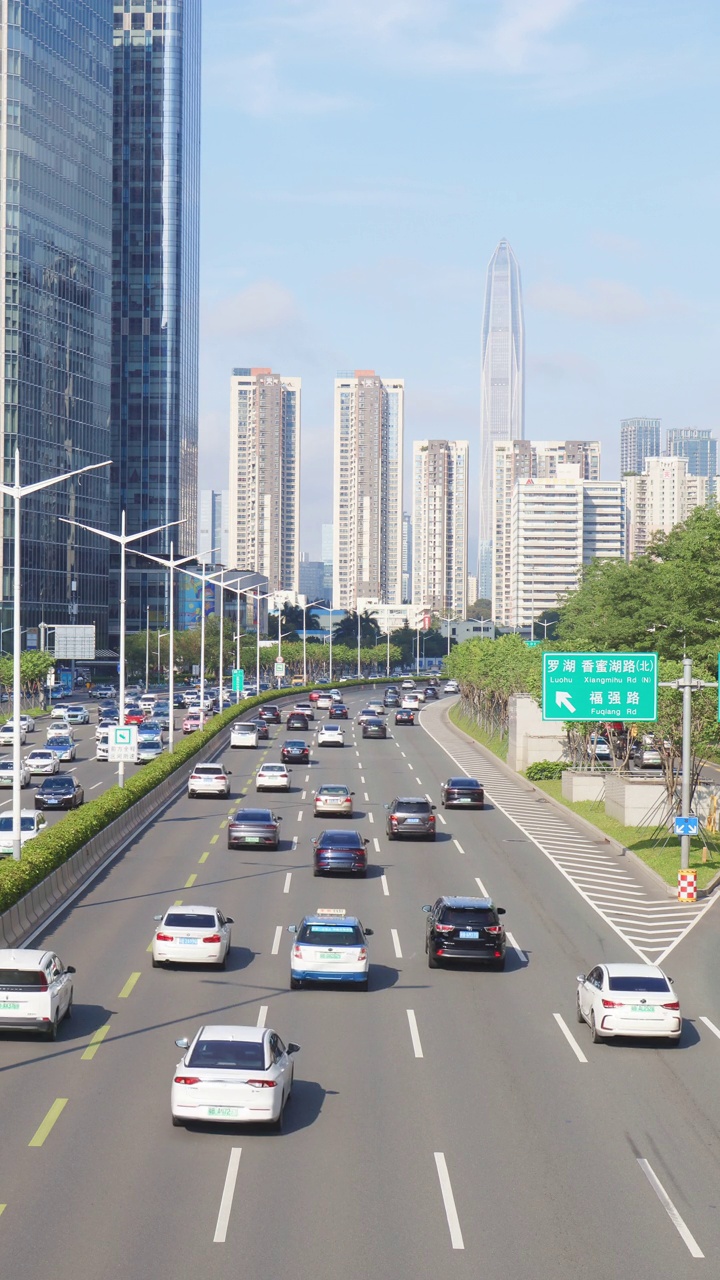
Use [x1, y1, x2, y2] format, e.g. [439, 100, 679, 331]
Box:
[659, 656, 717, 869]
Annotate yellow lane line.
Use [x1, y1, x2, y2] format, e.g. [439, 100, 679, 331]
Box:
[184, 873, 197, 888]
[29, 1098, 68, 1147]
[174, 899, 183, 906]
[82, 1025, 111, 1061]
[210, 835, 219, 846]
[118, 972, 141, 1000]
[219, 820, 227, 829]
[199, 851, 210, 864]
[0, 1204, 6, 1216]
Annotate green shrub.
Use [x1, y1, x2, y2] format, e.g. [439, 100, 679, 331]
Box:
[525, 760, 571, 781]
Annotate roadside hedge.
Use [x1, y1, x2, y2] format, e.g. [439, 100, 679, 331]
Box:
[525, 760, 571, 781]
[0, 676, 384, 915]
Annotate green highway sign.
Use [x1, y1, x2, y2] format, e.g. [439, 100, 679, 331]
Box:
[232, 668, 244, 693]
[542, 652, 658, 722]
[525, 640, 540, 648]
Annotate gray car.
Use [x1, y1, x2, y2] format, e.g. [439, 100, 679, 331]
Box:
[385, 796, 437, 840]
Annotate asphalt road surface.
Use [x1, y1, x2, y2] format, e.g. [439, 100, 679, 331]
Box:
[1, 686, 720, 1279]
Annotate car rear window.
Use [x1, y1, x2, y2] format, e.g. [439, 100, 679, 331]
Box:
[232, 810, 273, 822]
[0, 968, 48, 987]
[319, 786, 349, 796]
[608, 976, 670, 993]
[320, 831, 363, 847]
[448, 778, 480, 788]
[188, 1040, 266, 1070]
[397, 801, 430, 814]
[298, 925, 364, 946]
[194, 766, 223, 775]
[0, 816, 37, 833]
[440, 908, 497, 927]
[164, 913, 216, 929]
[42, 778, 71, 790]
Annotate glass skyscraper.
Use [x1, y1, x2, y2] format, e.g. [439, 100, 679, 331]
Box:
[666, 428, 718, 489]
[620, 417, 661, 475]
[110, 0, 200, 637]
[0, 1, 114, 647]
[479, 239, 525, 600]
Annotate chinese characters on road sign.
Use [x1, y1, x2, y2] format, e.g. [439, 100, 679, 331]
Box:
[542, 652, 658, 722]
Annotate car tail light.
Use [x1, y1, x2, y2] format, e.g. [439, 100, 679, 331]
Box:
[435, 923, 454, 933]
[202, 934, 222, 944]
[485, 925, 503, 935]
[662, 1001, 680, 1010]
[293, 945, 303, 959]
[494, 949, 502, 957]
[174, 1075, 200, 1085]
[357, 948, 367, 962]
[156, 932, 174, 942]
[390, 816, 399, 825]
[246, 1079, 276, 1088]
[602, 999, 623, 1008]
[428, 814, 435, 823]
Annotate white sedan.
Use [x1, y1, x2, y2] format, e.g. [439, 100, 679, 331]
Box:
[256, 763, 291, 792]
[0, 759, 30, 788]
[0, 723, 26, 746]
[18, 716, 36, 735]
[25, 750, 60, 776]
[317, 724, 344, 747]
[50, 704, 71, 720]
[152, 906, 232, 969]
[171, 1025, 299, 1129]
[576, 962, 681, 1044]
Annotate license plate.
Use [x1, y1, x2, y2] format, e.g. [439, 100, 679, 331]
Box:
[244, 837, 260, 844]
[1, 1002, 20, 1010]
[47, 799, 59, 805]
[631, 1005, 655, 1012]
[405, 818, 420, 824]
[320, 951, 342, 961]
[207, 1106, 239, 1118]
[458, 797, 472, 803]
[178, 938, 198, 946]
[459, 930, 479, 939]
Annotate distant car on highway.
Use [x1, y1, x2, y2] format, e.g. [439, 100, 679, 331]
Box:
[25, 749, 59, 776]
[633, 742, 662, 769]
[182, 712, 203, 734]
[313, 784, 353, 818]
[318, 723, 345, 747]
[0, 948, 75, 1039]
[171, 1024, 299, 1129]
[227, 808, 281, 850]
[0, 810, 46, 856]
[0, 721, 26, 746]
[288, 908, 373, 989]
[46, 735, 76, 762]
[286, 712, 310, 732]
[231, 722, 259, 748]
[361, 717, 387, 740]
[151, 905, 232, 969]
[35, 775, 85, 810]
[575, 963, 681, 1045]
[328, 702, 348, 720]
[258, 704, 281, 724]
[440, 777, 484, 809]
[312, 828, 368, 877]
[385, 796, 436, 839]
[63, 705, 90, 725]
[256, 763, 291, 792]
[187, 763, 231, 798]
[423, 896, 507, 970]
[282, 739, 310, 763]
[0, 759, 30, 788]
[394, 708, 415, 726]
[136, 738, 165, 764]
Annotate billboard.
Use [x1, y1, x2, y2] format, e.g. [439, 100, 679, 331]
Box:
[53, 625, 96, 659]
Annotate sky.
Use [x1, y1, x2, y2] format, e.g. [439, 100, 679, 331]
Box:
[198, 0, 720, 562]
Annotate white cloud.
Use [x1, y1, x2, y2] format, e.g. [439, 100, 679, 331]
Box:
[527, 277, 688, 325]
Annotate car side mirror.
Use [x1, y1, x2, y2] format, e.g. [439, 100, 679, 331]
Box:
[431, 805, 437, 811]
[351, 792, 355, 796]
[497, 907, 506, 915]
[287, 1042, 300, 1054]
[364, 927, 374, 936]
[364, 837, 369, 843]
[65, 965, 76, 974]
[153, 914, 163, 921]
[422, 905, 431, 913]
[175, 1037, 190, 1049]
[287, 924, 297, 933]
[384, 804, 390, 810]
[576, 974, 586, 984]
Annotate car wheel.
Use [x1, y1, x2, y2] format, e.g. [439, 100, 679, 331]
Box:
[290, 976, 301, 990]
[313, 866, 320, 877]
[359, 977, 369, 991]
[387, 828, 395, 840]
[64, 994, 73, 1020]
[493, 956, 506, 972]
[428, 949, 438, 969]
[590, 1012, 602, 1043]
[151, 956, 161, 969]
[667, 1035, 680, 1047]
[46, 1012, 60, 1041]
[171, 1114, 184, 1128]
[576, 997, 585, 1024]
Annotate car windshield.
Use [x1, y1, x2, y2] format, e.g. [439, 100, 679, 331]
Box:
[194, 766, 224, 776]
[397, 801, 430, 814]
[0, 968, 49, 988]
[187, 1040, 266, 1070]
[233, 810, 273, 823]
[49, 739, 72, 749]
[262, 766, 286, 773]
[285, 740, 306, 749]
[607, 975, 670, 993]
[164, 913, 216, 929]
[0, 816, 37, 832]
[42, 778, 72, 791]
[298, 924, 363, 946]
[319, 786, 349, 796]
[319, 831, 364, 847]
[441, 908, 497, 927]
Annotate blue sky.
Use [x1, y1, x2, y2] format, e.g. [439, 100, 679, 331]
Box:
[199, 0, 720, 561]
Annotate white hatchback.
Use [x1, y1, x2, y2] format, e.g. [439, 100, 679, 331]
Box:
[256, 763, 291, 791]
[0, 949, 75, 1039]
[152, 906, 233, 969]
[171, 1025, 299, 1129]
[576, 962, 681, 1044]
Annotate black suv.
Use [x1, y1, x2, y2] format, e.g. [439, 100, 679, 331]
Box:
[423, 896, 506, 969]
[362, 717, 387, 739]
[385, 796, 436, 840]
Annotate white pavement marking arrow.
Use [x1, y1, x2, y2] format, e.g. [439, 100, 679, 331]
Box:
[555, 691, 576, 713]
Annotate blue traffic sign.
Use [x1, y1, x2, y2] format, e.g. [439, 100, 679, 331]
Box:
[674, 816, 699, 837]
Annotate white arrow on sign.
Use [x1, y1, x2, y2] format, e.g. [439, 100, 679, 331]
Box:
[556, 691, 576, 714]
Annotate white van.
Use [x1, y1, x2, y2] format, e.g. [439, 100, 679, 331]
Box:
[230, 722, 259, 748]
[0, 949, 75, 1039]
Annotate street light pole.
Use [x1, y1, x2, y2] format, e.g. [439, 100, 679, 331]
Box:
[357, 610, 361, 679]
[157, 631, 168, 681]
[145, 604, 150, 693]
[61, 511, 184, 787]
[2, 451, 111, 859]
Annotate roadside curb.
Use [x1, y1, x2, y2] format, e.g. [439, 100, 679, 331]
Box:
[433, 700, 695, 901]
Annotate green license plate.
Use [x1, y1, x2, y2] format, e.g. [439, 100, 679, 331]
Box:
[244, 837, 260, 843]
[207, 1106, 239, 1118]
[631, 1005, 655, 1012]
[1, 1002, 20, 1010]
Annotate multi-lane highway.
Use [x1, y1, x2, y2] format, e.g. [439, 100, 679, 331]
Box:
[2, 686, 720, 1278]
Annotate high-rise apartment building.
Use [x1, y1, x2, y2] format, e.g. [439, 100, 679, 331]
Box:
[332, 371, 404, 610]
[492, 441, 601, 624]
[111, 0, 201, 637]
[412, 441, 469, 617]
[298, 555, 326, 603]
[478, 239, 525, 598]
[0, 1, 114, 648]
[198, 490, 229, 566]
[402, 512, 413, 603]
[503, 468, 625, 628]
[625, 457, 707, 560]
[228, 368, 300, 592]
[620, 418, 661, 475]
[666, 428, 718, 488]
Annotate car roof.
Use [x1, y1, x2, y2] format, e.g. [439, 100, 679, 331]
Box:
[447, 777, 481, 785]
[260, 763, 287, 770]
[317, 828, 364, 841]
[302, 914, 361, 927]
[232, 808, 274, 818]
[0, 949, 54, 967]
[165, 904, 218, 916]
[196, 1024, 267, 1042]
[440, 896, 495, 909]
[600, 963, 666, 978]
[394, 795, 430, 803]
[318, 783, 350, 791]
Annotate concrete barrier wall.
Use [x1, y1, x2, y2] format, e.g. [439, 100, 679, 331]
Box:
[604, 774, 667, 827]
[507, 696, 566, 772]
[562, 770, 606, 803]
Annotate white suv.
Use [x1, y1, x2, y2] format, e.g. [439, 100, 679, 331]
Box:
[0, 949, 75, 1039]
[230, 722, 259, 749]
[187, 763, 232, 798]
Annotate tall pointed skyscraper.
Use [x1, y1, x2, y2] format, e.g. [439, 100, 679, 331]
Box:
[478, 239, 525, 600]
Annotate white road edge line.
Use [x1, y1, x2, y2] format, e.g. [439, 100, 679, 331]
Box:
[213, 1148, 242, 1244]
[553, 1013, 588, 1063]
[391, 928, 403, 958]
[699, 1015, 720, 1040]
[381, 874, 389, 896]
[506, 931, 527, 962]
[475, 875, 489, 897]
[283, 872, 292, 894]
[637, 1158, 704, 1258]
[271, 926, 282, 955]
[256, 1005, 268, 1028]
[433, 1152, 464, 1249]
[406, 1009, 423, 1058]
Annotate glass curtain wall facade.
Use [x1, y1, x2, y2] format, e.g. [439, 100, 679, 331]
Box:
[0, 1, 114, 647]
[110, 0, 200, 638]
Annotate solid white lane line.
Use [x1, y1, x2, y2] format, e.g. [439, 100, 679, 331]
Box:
[90, 780, 104, 790]
[271, 926, 282, 955]
[381, 874, 389, 896]
[283, 872, 292, 894]
[256, 1006, 268, 1028]
[434, 1153, 464, 1250]
[475, 875, 489, 896]
[406, 1009, 424, 1058]
[553, 1013, 588, 1063]
[373, 837, 380, 853]
[437, 813, 446, 825]
[213, 1148, 242, 1243]
[637, 1159, 704, 1257]
[391, 928, 403, 958]
[506, 931, 527, 962]
[699, 1015, 720, 1040]
[368, 812, 374, 823]
[453, 839, 465, 855]
[364, 792, 369, 801]
[297, 810, 303, 822]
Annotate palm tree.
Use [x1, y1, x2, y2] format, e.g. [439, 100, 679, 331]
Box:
[332, 609, 380, 645]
